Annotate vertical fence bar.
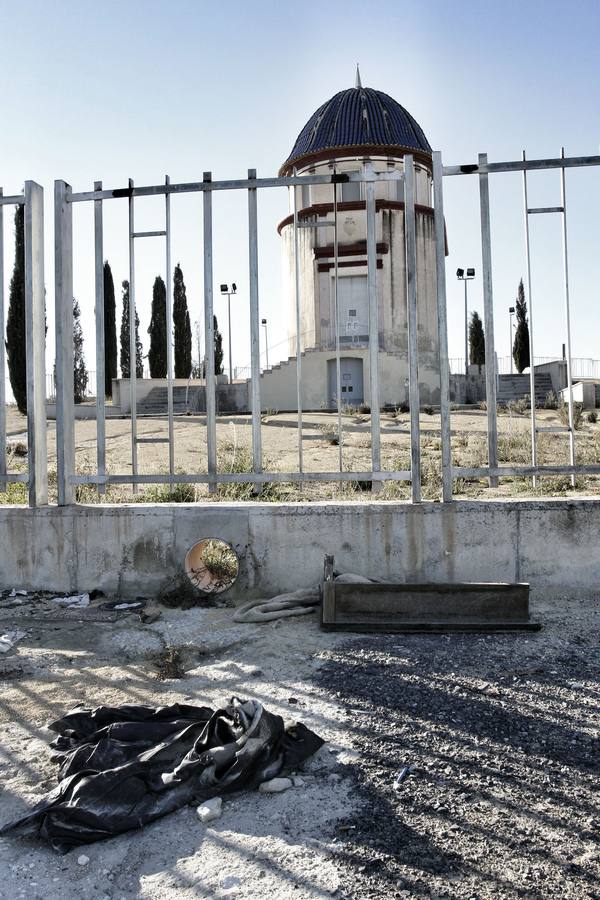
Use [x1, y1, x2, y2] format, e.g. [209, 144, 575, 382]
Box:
[55, 180, 74, 506]
[21, 182, 47, 506]
[478, 153, 499, 487]
[432, 152, 452, 502]
[404, 156, 421, 502]
[292, 170, 303, 472]
[0, 191, 5, 493]
[94, 181, 106, 496]
[333, 171, 343, 472]
[365, 163, 381, 489]
[559, 147, 576, 485]
[248, 168, 262, 483]
[24, 182, 47, 507]
[521, 152, 537, 485]
[128, 179, 138, 493]
[165, 175, 175, 478]
[203, 172, 217, 493]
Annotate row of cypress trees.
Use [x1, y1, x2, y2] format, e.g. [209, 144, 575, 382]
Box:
[466, 279, 530, 373]
[5, 197, 222, 412]
[103, 263, 189, 391]
[103, 262, 218, 395]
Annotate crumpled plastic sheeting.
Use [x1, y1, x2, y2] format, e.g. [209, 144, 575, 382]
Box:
[0, 698, 324, 853]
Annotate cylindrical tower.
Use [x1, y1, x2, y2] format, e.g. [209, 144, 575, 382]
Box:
[276, 78, 441, 407]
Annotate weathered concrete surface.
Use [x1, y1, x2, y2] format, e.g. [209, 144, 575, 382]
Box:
[0, 499, 599, 598]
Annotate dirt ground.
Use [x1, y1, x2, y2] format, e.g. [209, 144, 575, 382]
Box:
[4, 404, 600, 503]
[0, 589, 598, 899]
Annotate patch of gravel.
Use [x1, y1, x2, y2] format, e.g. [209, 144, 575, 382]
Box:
[316, 595, 600, 900]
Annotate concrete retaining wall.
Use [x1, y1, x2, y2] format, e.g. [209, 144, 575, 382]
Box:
[0, 500, 598, 599]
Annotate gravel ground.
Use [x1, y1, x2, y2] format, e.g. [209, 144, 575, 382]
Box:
[0, 590, 598, 898]
[316, 593, 600, 899]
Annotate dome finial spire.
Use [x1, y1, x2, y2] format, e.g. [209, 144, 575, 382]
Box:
[355, 64, 362, 88]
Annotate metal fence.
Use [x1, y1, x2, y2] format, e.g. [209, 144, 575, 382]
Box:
[0, 183, 47, 506]
[448, 356, 600, 378]
[3, 149, 600, 507]
[439, 150, 600, 497]
[54, 164, 420, 502]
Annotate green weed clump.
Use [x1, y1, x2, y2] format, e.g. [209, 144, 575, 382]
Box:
[558, 401, 583, 430]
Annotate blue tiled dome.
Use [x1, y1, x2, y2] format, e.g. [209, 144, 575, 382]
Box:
[281, 86, 431, 174]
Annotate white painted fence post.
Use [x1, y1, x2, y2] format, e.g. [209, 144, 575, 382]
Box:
[54, 180, 75, 505]
[24, 181, 48, 507]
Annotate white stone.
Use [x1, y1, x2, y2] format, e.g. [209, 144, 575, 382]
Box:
[258, 777, 293, 793]
[337, 749, 361, 765]
[77, 855, 89, 866]
[197, 796, 222, 823]
[292, 776, 305, 787]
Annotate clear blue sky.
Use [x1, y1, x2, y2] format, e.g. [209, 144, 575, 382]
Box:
[2, 0, 600, 378]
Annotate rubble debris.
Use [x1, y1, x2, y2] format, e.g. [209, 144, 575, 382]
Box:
[258, 777, 294, 793]
[99, 599, 146, 612]
[197, 797, 222, 823]
[337, 749, 361, 765]
[0, 630, 27, 654]
[0, 698, 324, 852]
[139, 610, 162, 625]
[51, 593, 90, 609]
[155, 647, 185, 680]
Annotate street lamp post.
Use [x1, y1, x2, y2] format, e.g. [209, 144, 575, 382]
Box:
[456, 268, 476, 377]
[509, 306, 515, 374]
[261, 318, 269, 369]
[220, 283, 237, 383]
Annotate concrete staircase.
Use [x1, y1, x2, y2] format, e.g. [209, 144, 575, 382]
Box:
[137, 386, 202, 415]
[496, 372, 554, 406]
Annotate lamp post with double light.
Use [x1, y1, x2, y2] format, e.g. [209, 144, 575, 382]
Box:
[509, 306, 515, 374]
[220, 283, 237, 383]
[456, 268, 476, 376]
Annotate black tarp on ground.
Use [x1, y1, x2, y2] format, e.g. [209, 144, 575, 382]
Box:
[0, 698, 324, 852]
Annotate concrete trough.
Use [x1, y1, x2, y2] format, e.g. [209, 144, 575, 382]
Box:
[321, 556, 539, 632]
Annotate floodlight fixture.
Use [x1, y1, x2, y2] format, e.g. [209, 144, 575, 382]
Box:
[456, 268, 464, 278]
[466, 268, 475, 278]
[220, 283, 238, 382]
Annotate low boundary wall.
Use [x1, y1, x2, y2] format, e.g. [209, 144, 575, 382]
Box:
[0, 499, 598, 599]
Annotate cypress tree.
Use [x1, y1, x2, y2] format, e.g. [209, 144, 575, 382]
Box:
[214, 315, 224, 375]
[103, 261, 117, 397]
[6, 204, 26, 413]
[513, 279, 530, 373]
[147, 276, 167, 378]
[468, 311, 485, 369]
[119, 280, 143, 378]
[173, 264, 192, 378]
[73, 298, 89, 403]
